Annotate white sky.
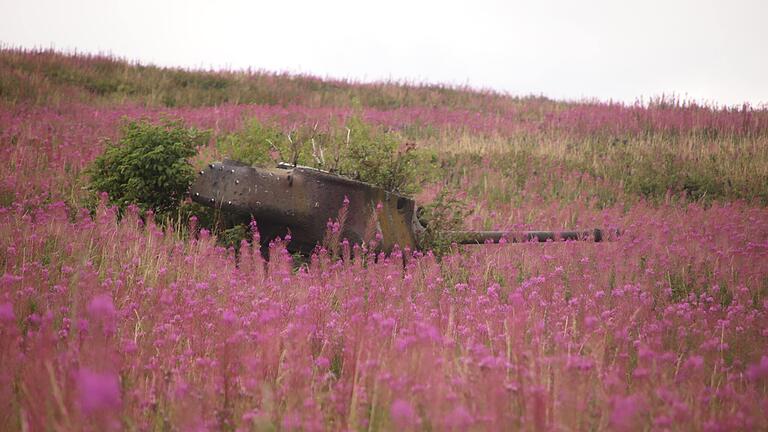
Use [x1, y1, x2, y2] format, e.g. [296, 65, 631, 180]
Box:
[1, 0, 766, 107]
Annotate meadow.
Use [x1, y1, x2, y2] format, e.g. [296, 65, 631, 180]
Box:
[1, 48, 767, 431]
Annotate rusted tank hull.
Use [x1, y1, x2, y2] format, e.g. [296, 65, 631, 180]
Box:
[190, 160, 422, 254]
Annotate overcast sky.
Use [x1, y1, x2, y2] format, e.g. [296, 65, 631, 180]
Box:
[1, 0, 766, 107]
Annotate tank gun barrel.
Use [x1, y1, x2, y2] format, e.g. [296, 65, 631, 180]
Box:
[446, 228, 618, 244]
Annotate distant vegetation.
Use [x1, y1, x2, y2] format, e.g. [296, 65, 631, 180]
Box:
[3, 47, 766, 204]
[0, 48, 524, 110]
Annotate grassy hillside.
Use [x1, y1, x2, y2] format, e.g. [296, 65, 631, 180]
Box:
[0, 48, 533, 110]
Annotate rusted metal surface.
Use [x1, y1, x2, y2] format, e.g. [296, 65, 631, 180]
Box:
[191, 159, 422, 255]
[448, 228, 610, 244]
[190, 159, 616, 255]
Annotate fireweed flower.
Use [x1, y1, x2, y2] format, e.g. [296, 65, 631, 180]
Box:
[0, 303, 14, 322]
[747, 356, 768, 382]
[609, 395, 646, 431]
[77, 368, 122, 413]
[87, 294, 116, 320]
[390, 399, 417, 428]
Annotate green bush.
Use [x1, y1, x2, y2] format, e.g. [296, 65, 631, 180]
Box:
[217, 120, 286, 167]
[336, 117, 420, 194]
[87, 119, 209, 216]
[416, 188, 473, 255]
[217, 116, 433, 195]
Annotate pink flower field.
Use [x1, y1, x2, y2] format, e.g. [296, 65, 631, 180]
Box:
[1, 50, 768, 431]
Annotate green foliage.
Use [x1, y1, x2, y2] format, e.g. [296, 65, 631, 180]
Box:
[416, 188, 473, 255]
[0, 187, 13, 207]
[87, 119, 209, 217]
[336, 117, 420, 194]
[562, 136, 768, 204]
[220, 224, 249, 251]
[177, 201, 219, 231]
[218, 116, 433, 195]
[217, 120, 286, 167]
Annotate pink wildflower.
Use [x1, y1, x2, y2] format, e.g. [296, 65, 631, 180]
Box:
[315, 356, 330, 369]
[222, 309, 238, 325]
[747, 355, 768, 381]
[684, 355, 705, 371]
[609, 395, 645, 431]
[446, 405, 472, 429]
[0, 302, 14, 322]
[390, 399, 417, 428]
[87, 294, 115, 320]
[77, 368, 121, 413]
